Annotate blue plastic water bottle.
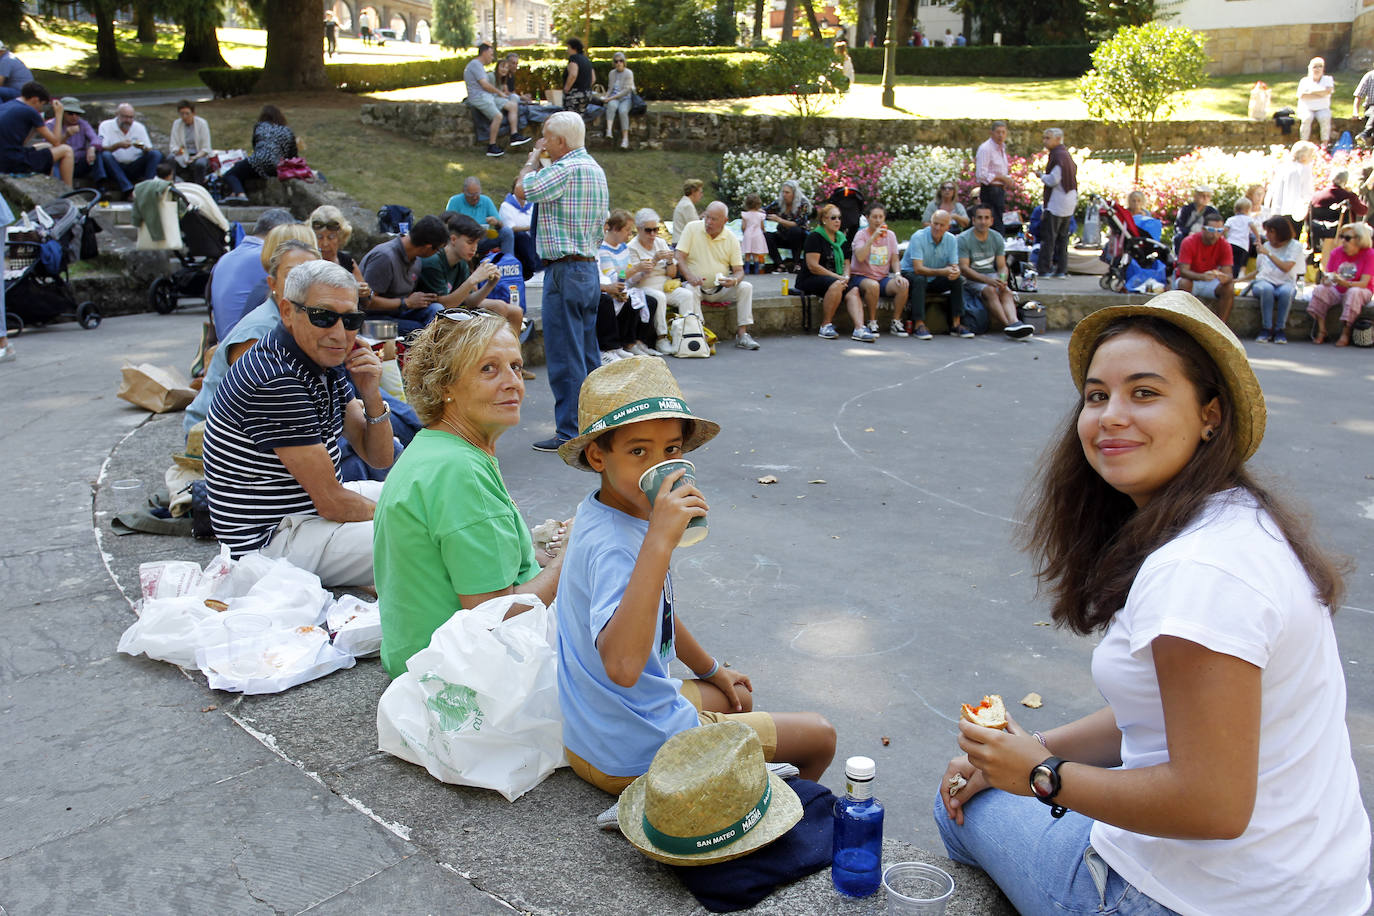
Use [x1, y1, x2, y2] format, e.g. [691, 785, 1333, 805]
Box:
[832, 755, 884, 897]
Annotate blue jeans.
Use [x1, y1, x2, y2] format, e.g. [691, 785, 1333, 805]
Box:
[477, 225, 516, 258]
[1251, 279, 1294, 331]
[110, 150, 163, 187]
[393, 303, 441, 335]
[933, 790, 1181, 916]
[70, 151, 127, 190]
[541, 260, 600, 441]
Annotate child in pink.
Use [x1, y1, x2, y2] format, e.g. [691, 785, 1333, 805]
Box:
[740, 193, 768, 274]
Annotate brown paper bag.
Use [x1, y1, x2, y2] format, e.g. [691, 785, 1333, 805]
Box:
[117, 363, 197, 413]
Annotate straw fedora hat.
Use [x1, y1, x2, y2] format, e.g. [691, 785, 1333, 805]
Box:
[618, 721, 802, 866]
[558, 356, 720, 471]
[173, 421, 205, 472]
[1068, 291, 1266, 462]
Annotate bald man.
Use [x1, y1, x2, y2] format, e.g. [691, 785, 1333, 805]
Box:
[445, 175, 513, 256]
[97, 102, 161, 192]
[673, 201, 760, 350]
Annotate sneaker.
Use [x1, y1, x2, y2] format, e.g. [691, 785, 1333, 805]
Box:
[628, 341, 659, 357]
[600, 349, 622, 365]
[531, 436, 567, 452]
[851, 326, 876, 342]
[913, 324, 933, 340]
[486, 144, 506, 158]
[0, 343, 14, 363]
[612, 347, 635, 359]
[818, 323, 839, 339]
[735, 331, 761, 350]
[510, 133, 532, 146]
[889, 320, 909, 338]
[952, 323, 975, 339]
[1255, 329, 1272, 343]
[655, 336, 675, 354]
[866, 319, 880, 334]
[1004, 322, 1034, 340]
[1052, 272, 1069, 279]
[1273, 329, 1288, 344]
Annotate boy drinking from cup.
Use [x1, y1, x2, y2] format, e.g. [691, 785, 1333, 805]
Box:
[555, 357, 836, 794]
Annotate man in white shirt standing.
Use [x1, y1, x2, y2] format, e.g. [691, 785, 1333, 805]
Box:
[1297, 57, 1334, 146]
[1036, 127, 1078, 280]
[97, 103, 162, 192]
[974, 120, 1013, 233]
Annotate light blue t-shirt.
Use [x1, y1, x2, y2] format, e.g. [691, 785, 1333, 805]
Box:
[556, 490, 698, 777]
[901, 226, 960, 273]
[209, 235, 266, 340]
[184, 299, 281, 434]
[445, 193, 500, 226]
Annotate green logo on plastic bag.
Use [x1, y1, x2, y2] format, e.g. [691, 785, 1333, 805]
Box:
[420, 675, 485, 733]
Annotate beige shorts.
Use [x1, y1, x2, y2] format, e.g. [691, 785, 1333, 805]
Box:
[565, 679, 778, 796]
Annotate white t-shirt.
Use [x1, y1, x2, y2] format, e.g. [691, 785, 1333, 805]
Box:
[1298, 74, 1335, 114]
[1255, 238, 1304, 286]
[1089, 490, 1370, 916]
[1224, 214, 1254, 250]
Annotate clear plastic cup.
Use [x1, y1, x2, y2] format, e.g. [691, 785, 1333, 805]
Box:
[112, 478, 143, 511]
[638, 458, 707, 547]
[883, 862, 955, 916]
[223, 613, 270, 677]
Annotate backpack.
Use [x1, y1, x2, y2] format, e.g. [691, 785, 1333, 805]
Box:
[481, 251, 527, 314]
[377, 205, 414, 235]
[669, 313, 710, 358]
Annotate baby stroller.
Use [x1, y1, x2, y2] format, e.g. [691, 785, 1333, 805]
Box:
[4, 188, 103, 335]
[147, 185, 231, 314]
[1095, 196, 1172, 293]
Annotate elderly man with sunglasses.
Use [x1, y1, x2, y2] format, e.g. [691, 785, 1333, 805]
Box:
[202, 260, 394, 588]
[1174, 213, 1235, 323]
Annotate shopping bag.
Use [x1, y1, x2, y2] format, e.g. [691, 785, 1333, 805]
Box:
[376, 594, 566, 801]
[117, 363, 198, 413]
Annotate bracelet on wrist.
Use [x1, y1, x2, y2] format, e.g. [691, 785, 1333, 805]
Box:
[699, 658, 720, 679]
[1032, 731, 1048, 749]
[364, 402, 391, 425]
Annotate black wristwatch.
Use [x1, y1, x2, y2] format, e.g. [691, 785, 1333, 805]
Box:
[1030, 756, 1068, 819]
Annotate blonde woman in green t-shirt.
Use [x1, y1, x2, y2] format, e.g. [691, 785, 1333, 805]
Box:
[373, 309, 569, 676]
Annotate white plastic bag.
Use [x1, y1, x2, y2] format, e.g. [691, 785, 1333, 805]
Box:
[376, 594, 566, 801]
[195, 624, 355, 695]
[119, 552, 330, 667]
[327, 595, 383, 658]
[1249, 82, 1271, 121]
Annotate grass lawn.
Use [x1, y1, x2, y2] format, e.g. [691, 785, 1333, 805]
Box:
[140, 93, 723, 222]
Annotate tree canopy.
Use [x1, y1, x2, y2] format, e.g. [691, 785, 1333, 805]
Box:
[1078, 21, 1209, 181]
[433, 0, 476, 50]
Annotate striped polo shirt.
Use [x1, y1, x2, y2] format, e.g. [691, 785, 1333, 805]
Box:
[202, 325, 352, 556]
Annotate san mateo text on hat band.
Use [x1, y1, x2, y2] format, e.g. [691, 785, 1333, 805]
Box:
[641, 779, 772, 856]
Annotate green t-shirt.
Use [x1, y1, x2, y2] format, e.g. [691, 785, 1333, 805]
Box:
[957, 229, 1005, 278]
[416, 250, 471, 296]
[374, 429, 538, 676]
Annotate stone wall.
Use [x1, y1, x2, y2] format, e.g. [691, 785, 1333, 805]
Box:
[1351, 2, 1374, 67]
[1200, 21, 1352, 75]
[360, 102, 1295, 157]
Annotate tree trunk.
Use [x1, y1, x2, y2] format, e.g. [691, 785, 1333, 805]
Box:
[800, 0, 823, 40]
[177, 7, 227, 67]
[92, 1, 129, 80]
[962, 6, 973, 43]
[895, 0, 913, 47]
[856, 0, 874, 46]
[782, 0, 795, 40]
[752, 0, 763, 41]
[873, 0, 888, 45]
[134, 0, 158, 44]
[257, 0, 328, 92]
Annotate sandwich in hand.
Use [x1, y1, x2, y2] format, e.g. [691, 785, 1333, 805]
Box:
[960, 694, 1008, 730]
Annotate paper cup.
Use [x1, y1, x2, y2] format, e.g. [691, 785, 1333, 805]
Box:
[637, 459, 707, 547]
[882, 862, 954, 916]
[547, 88, 564, 107]
[223, 613, 270, 677]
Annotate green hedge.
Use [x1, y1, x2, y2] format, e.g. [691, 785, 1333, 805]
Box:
[199, 57, 470, 96]
[848, 44, 1094, 77]
[506, 45, 746, 61]
[517, 52, 788, 100]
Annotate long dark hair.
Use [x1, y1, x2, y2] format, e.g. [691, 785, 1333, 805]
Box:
[1020, 316, 1346, 634]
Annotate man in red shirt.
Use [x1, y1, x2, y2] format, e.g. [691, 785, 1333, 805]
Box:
[1175, 214, 1235, 322]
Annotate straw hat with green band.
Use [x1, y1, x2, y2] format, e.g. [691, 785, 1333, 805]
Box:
[558, 356, 720, 471]
[618, 721, 802, 866]
[1068, 291, 1267, 462]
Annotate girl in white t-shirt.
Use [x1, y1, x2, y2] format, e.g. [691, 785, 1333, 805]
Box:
[935, 293, 1370, 916]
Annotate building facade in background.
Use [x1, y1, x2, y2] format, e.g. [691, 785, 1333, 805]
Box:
[1167, 0, 1374, 74]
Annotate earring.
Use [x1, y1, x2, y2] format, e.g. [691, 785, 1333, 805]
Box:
[1202, 428, 1214, 442]
[444, 396, 453, 402]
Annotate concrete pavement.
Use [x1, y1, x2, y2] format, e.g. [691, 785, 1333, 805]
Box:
[3, 308, 1372, 913]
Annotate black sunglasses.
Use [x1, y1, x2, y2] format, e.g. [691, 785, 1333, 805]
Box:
[1341, 233, 1356, 241]
[640, 225, 660, 232]
[290, 300, 366, 331]
[311, 219, 343, 232]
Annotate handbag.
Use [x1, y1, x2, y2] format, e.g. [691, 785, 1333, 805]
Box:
[629, 91, 647, 116]
[1351, 318, 1374, 347]
[275, 156, 313, 181]
[189, 481, 214, 540]
[670, 313, 710, 358]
